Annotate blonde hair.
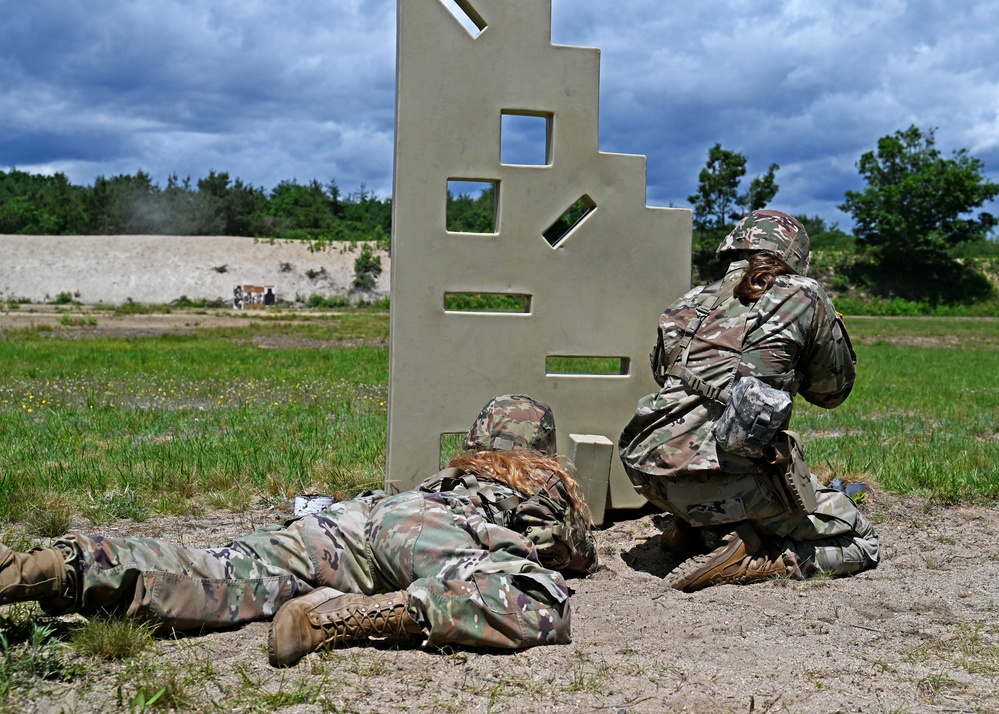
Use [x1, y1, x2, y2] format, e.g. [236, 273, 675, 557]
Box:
[447, 450, 592, 526]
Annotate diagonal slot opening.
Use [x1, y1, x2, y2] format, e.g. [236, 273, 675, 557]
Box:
[544, 195, 597, 248]
[438, 0, 487, 38]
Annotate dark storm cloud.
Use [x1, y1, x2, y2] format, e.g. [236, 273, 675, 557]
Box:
[2, 0, 997, 228]
[0, 0, 397, 194]
[551, 0, 999, 225]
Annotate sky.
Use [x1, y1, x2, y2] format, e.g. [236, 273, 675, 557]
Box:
[3, 0, 999, 231]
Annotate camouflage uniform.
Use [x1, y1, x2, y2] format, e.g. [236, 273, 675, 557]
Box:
[619, 211, 879, 577]
[48, 395, 597, 649]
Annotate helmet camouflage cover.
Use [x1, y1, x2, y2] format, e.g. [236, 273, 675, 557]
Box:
[463, 394, 557, 456]
[716, 209, 811, 276]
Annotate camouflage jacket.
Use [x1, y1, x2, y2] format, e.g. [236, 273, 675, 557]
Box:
[619, 260, 856, 486]
[419, 469, 599, 576]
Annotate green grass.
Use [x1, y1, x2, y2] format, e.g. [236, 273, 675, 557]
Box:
[0, 620, 82, 700]
[836, 296, 999, 317]
[0, 313, 389, 524]
[793, 316, 999, 504]
[845, 315, 999, 348]
[69, 618, 157, 660]
[0, 312, 997, 525]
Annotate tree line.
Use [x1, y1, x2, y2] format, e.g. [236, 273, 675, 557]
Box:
[688, 125, 998, 306]
[3, 125, 997, 305]
[689, 125, 997, 254]
[0, 169, 392, 249]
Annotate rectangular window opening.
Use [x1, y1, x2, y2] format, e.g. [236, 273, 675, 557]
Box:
[438, 0, 487, 38]
[444, 292, 532, 314]
[446, 179, 498, 233]
[546, 356, 631, 376]
[439, 432, 467, 469]
[501, 111, 552, 166]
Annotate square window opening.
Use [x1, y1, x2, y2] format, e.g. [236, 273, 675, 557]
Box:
[501, 111, 552, 166]
[440, 432, 467, 468]
[447, 179, 499, 233]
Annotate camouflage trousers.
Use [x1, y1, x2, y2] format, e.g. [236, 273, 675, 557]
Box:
[645, 471, 879, 577]
[54, 490, 571, 649]
[761, 483, 880, 576]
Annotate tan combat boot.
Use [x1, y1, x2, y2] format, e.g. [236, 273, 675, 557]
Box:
[664, 524, 801, 592]
[0, 543, 67, 605]
[268, 588, 423, 667]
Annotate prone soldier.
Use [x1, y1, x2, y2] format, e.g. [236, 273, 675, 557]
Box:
[1, 394, 597, 666]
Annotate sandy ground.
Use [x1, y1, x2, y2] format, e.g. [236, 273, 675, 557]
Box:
[0, 234, 389, 305]
[3, 235, 998, 713]
[6, 493, 998, 714]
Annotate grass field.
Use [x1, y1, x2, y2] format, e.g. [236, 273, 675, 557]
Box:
[0, 313, 390, 527]
[797, 316, 999, 504]
[1, 312, 997, 528]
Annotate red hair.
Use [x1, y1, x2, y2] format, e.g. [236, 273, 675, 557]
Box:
[734, 252, 794, 302]
[447, 450, 592, 526]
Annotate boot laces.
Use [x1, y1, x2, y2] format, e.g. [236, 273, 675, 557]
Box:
[317, 596, 408, 643]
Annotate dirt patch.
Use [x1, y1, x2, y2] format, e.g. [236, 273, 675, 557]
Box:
[0, 234, 388, 306]
[875, 335, 965, 348]
[0, 304, 394, 347]
[0, 303, 273, 337]
[6, 492, 999, 713]
[251, 334, 388, 350]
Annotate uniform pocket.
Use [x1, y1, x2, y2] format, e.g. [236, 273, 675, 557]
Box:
[685, 497, 748, 527]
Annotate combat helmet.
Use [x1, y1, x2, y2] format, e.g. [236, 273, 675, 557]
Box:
[462, 394, 557, 456]
[716, 209, 811, 276]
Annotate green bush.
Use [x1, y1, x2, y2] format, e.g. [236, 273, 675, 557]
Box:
[835, 296, 999, 317]
[305, 294, 350, 309]
[51, 292, 77, 305]
[352, 244, 383, 291]
[171, 296, 228, 309]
